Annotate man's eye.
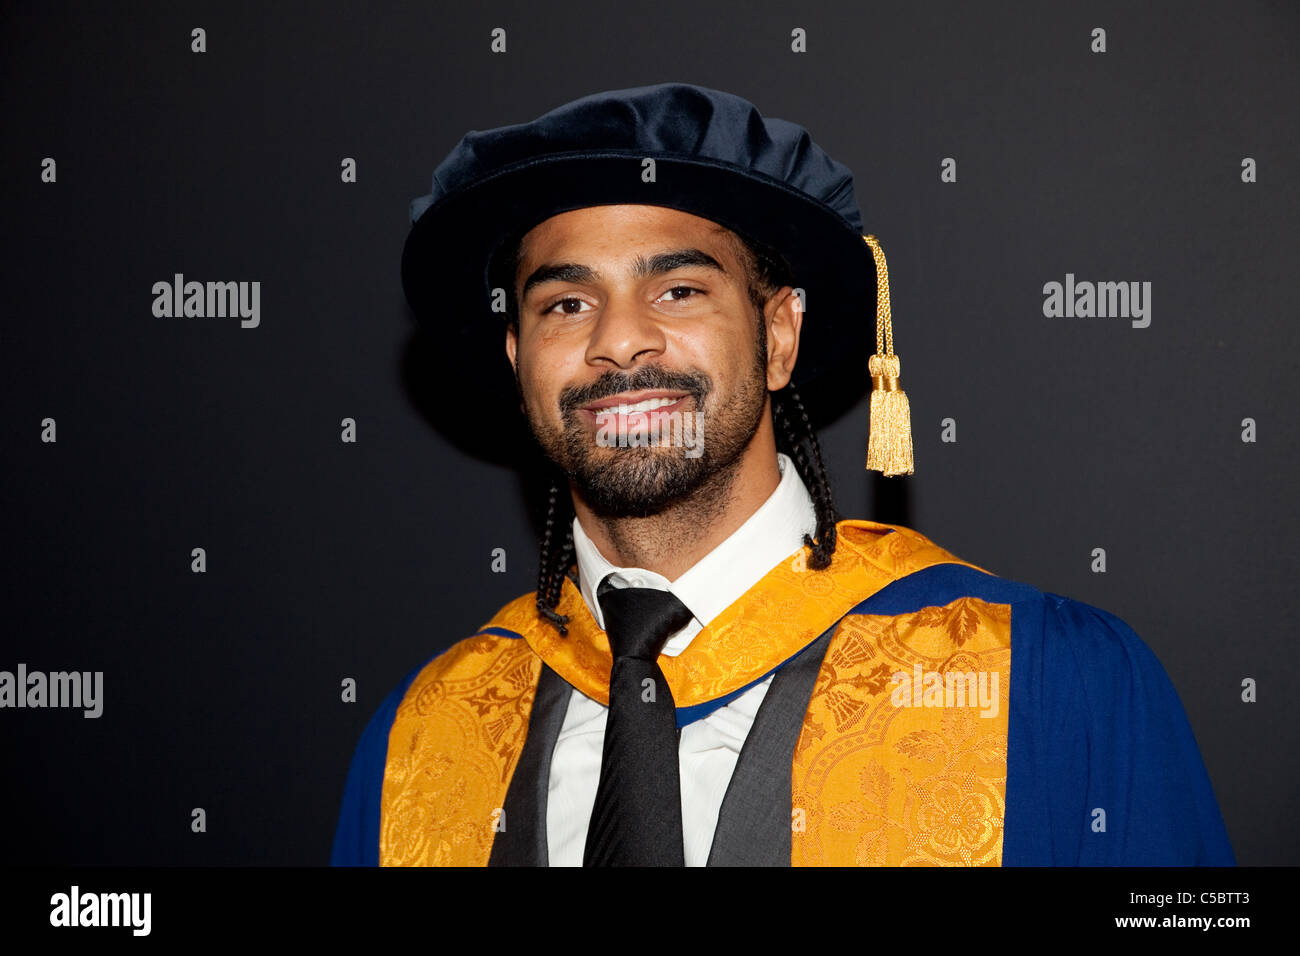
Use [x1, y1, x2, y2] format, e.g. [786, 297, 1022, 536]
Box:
[543, 296, 590, 315]
[660, 286, 702, 302]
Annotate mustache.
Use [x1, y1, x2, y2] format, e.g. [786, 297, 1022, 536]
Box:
[558, 366, 712, 416]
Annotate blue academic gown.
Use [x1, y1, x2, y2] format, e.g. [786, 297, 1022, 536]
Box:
[331, 563, 1235, 866]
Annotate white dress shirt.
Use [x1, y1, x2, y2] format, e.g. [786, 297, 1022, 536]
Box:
[546, 452, 818, 866]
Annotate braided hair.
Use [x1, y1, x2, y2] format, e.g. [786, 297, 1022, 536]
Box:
[490, 226, 842, 636]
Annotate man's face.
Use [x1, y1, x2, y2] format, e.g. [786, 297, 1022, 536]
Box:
[504, 204, 799, 518]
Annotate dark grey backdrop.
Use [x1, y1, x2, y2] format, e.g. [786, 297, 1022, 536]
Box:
[1, 0, 1295, 865]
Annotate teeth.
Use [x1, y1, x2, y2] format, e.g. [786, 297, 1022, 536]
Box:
[601, 396, 681, 414]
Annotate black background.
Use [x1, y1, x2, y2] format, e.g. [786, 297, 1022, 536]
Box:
[1, 0, 1296, 865]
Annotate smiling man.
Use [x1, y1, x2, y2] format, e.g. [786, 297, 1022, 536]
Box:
[331, 82, 1234, 867]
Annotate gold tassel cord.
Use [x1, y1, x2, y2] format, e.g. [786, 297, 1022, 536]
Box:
[863, 234, 914, 476]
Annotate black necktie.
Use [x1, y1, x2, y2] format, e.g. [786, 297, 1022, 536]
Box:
[583, 574, 695, 867]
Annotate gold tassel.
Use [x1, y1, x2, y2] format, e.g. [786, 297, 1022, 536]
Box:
[863, 235, 914, 476]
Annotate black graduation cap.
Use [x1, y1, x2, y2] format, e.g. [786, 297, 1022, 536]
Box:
[399, 82, 913, 475]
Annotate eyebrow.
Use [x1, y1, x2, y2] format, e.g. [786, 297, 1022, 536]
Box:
[519, 247, 728, 301]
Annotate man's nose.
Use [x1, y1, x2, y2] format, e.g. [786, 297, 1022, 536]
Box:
[583, 292, 667, 369]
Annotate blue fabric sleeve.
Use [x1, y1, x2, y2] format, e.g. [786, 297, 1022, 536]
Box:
[1010, 592, 1235, 865]
[329, 662, 430, 866]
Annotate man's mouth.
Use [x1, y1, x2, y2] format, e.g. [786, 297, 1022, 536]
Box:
[577, 389, 691, 426]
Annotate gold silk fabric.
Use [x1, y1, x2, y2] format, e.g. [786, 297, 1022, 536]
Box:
[379, 635, 541, 866]
[379, 520, 1012, 866]
[791, 595, 1012, 865]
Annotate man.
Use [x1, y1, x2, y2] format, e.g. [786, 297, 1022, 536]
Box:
[331, 83, 1234, 866]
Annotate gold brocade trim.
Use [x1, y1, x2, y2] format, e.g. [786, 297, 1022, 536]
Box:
[791, 596, 1012, 866]
[379, 635, 541, 866]
[490, 519, 992, 707]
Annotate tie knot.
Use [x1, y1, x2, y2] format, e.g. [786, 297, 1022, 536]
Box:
[596, 577, 695, 661]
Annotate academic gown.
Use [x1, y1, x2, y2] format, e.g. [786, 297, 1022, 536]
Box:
[331, 520, 1235, 866]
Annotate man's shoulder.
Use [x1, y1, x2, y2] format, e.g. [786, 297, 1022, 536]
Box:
[834, 518, 1153, 656]
[393, 591, 542, 705]
[833, 517, 1040, 610]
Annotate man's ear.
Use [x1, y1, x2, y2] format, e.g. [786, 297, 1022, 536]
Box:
[505, 323, 518, 374]
[505, 324, 527, 414]
[764, 286, 803, 391]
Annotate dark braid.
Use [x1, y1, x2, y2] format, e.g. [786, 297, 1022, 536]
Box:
[772, 383, 841, 569]
[535, 476, 578, 635]
[729, 226, 842, 569]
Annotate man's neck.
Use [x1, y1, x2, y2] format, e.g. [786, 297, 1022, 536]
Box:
[571, 426, 783, 581]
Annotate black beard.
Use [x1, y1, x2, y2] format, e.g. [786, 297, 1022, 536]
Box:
[521, 351, 769, 519]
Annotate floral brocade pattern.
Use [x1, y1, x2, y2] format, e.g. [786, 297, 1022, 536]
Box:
[379, 635, 540, 866]
[791, 597, 1013, 866]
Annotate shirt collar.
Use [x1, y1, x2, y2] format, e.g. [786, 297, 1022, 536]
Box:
[572, 452, 817, 635]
